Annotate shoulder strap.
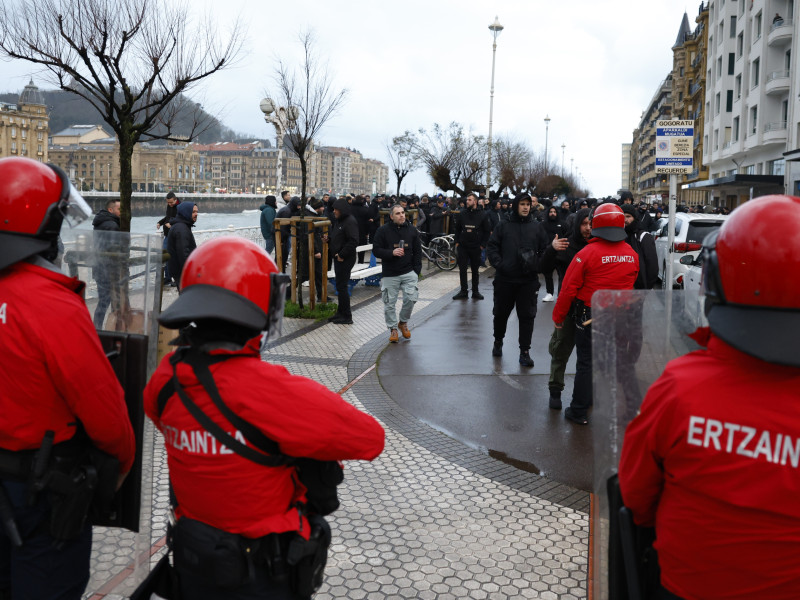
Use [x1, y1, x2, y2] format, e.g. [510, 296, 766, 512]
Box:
[162, 349, 292, 467]
[639, 231, 648, 242]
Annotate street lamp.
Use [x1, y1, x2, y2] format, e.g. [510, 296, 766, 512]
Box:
[92, 158, 96, 190]
[146, 163, 150, 193]
[107, 163, 110, 192]
[486, 16, 504, 192]
[570, 157, 574, 178]
[561, 143, 566, 177]
[260, 98, 298, 195]
[544, 115, 551, 175]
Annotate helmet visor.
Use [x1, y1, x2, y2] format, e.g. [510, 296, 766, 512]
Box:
[265, 273, 291, 343]
[60, 182, 93, 228]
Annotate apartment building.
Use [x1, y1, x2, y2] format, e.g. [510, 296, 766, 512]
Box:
[621, 143, 632, 191]
[630, 75, 674, 202]
[0, 79, 49, 162]
[686, 0, 790, 207]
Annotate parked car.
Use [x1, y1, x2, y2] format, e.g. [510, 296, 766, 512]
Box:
[680, 253, 706, 329]
[654, 213, 728, 289]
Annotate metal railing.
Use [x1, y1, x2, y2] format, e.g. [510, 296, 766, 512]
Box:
[193, 225, 263, 247]
[767, 69, 790, 82]
[770, 18, 793, 33]
[764, 121, 788, 133]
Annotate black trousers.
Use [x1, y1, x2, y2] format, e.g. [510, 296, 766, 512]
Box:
[333, 255, 356, 318]
[457, 245, 482, 292]
[179, 569, 299, 600]
[492, 279, 538, 350]
[542, 265, 556, 295]
[571, 320, 592, 416]
[0, 480, 92, 600]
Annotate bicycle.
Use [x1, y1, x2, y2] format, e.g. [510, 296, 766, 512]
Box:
[420, 234, 457, 270]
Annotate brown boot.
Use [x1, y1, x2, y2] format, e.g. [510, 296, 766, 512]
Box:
[398, 321, 411, 339]
[389, 328, 399, 343]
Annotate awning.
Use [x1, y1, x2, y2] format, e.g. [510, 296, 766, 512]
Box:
[682, 174, 784, 196]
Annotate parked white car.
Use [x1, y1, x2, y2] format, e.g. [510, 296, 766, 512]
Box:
[680, 253, 707, 329]
[654, 213, 727, 289]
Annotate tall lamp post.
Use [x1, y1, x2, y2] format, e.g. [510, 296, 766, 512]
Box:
[92, 158, 96, 190]
[107, 163, 110, 192]
[260, 98, 298, 195]
[543, 115, 551, 175]
[570, 157, 574, 178]
[486, 16, 504, 193]
[561, 143, 566, 177]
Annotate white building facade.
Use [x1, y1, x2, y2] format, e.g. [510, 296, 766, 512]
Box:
[694, 0, 794, 206]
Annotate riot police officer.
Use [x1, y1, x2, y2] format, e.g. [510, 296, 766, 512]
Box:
[0, 157, 135, 599]
[143, 237, 385, 599]
[551, 203, 639, 424]
[619, 195, 800, 600]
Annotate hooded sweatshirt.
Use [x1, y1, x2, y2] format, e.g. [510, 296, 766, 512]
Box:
[329, 198, 358, 260]
[167, 202, 197, 283]
[486, 195, 549, 283]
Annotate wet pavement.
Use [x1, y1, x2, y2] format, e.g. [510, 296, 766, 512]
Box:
[378, 274, 594, 492]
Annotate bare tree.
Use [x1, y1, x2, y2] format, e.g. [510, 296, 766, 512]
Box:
[270, 30, 347, 203]
[385, 130, 419, 197]
[493, 135, 532, 197]
[414, 122, 486, 196]
[0, 0, 243, 231]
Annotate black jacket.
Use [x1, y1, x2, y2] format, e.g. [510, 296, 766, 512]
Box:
[540, 208, 592, 275]
[454, 207, 490, 248]
[542, 214, 566, 243]
[428, 205, 449, 236]
[167, 202, 197, 283]
[624, 224, 659, 289]
[92, 209, 120, 232]
[372, 220, 422, 277]
[351, 198, 371, 245]
[487, 207, 549, 284]
[157, 200, 180, 237]
[329, 198, 359, 260]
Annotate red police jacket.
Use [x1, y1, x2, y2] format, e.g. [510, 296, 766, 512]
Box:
[619, 329, 800, 599]
[0, 261, 135, 473]
[551, 237, 639, 324]
[143, 341, 385, 539]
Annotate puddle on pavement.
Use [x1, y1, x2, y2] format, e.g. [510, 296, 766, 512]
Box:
[488, 449, 541, 475]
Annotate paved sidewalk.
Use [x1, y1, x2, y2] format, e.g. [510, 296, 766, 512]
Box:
[86, 267, 589, 599]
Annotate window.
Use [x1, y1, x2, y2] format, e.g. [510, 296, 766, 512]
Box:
[10, 127, 15, 138]
[714, 128, 719, 150]
[754, 11, 762, 40]
[730, 16, 737, 36]
[733, 116, 740, 140]
[768, 158, 785, 176]
[782, 99, 789, 123]
[726, 90, 733, 111]
[719, 22, 724, 41]
[21, 130, 26, 140]
[11, 142, 16, 153]
[735, 74, 742, 98]
[717, 56, 723, 78]
[737, 32, 744, 57]
[680, 66, 685, 76]
[37, 144, 42, 154]
[715, 92, 721, 113]
[37, 131, 43, 141]
[679, 92, 684, 101]
[752, 58, 760, 87]
[750, 105, 758, 135]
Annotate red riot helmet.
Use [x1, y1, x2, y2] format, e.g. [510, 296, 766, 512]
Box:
[591, 203, 626, 242]
[0, 157, 93, 270]
[158, 237, 290, 342]
[701, 194, 800, 367]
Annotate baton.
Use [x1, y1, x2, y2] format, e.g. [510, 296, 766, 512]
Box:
[582, 318, 593, 326]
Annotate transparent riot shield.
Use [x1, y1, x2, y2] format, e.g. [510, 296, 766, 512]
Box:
[57, 229, 164, 596]
[590, 288, 705, 600]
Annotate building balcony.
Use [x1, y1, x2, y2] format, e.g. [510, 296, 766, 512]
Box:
[766, 70, 791, 95]
[689, 82, 703, 97]
[768, 19, 793, 46]
[763, 121, 788, 143]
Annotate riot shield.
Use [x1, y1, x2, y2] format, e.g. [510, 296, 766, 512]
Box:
[57, 228, 163, 596]
[590, 288, 704, 600]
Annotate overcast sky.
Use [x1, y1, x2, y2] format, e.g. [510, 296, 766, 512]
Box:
[0, 0, 692, 197]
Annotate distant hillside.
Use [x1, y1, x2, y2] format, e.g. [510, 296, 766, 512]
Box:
[0, 88, 263, 144]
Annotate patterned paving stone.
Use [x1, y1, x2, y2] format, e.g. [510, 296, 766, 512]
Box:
[84, 266, 589, 599]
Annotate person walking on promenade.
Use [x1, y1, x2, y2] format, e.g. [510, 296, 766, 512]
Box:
[452, 192, 490, 300]
[372, 204, 422, 343]
[259, 195, 278, 256]
[0, 158, 134, 600]
[540, 208, 592, 410]
[156, 191, 180, 285]
[167, 201, 198, 289]
[275, 191, 296, 273]
[618, 195, 800, 600]
[92, 199, 121, 328]
[144, 237, 385, 600]
[486, 193, 549, 367]
[328, 197, 358, 324]
[551, 203, 639, 425]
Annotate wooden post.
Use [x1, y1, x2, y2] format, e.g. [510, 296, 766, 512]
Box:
[307, 226, 316, 310]
[290, 221, 298, 303]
